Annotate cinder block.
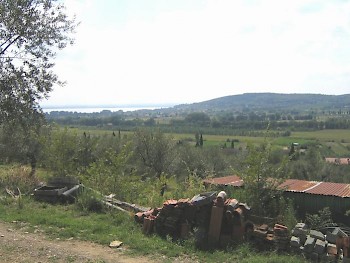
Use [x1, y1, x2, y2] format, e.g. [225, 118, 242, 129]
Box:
[310, 229, 325, 241]
[310, 252, 319, 261]
[295, 222, 307, 230]
[292, 227, 308, 240]
[326, 231, 338, 244]
[304, 236, 316, 253]
[290, 236, 300, 248]
[314, 239, 326, 254]
[327, 243, 338, 255]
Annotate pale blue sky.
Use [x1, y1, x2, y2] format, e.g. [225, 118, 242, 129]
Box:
[43, 0, 350, 106]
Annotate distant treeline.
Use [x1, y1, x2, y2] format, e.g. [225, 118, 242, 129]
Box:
[45, 109, 350, 135]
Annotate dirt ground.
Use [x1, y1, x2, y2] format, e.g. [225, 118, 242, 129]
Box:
[0, 220, 155, 263]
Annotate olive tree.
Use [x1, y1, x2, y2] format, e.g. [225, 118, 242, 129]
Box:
[0, 0, 77, 124]
[132, 129, 176, 178]
[239, 141, 290, 218]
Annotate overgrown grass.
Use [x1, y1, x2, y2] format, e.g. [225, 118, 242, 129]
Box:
[0, 163, 307, 262]
[0, 196, 306, 262]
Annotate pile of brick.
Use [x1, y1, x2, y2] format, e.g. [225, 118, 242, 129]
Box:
[249, 223, 289, 251]
[290, 223, 350, 262]
[274, 224, 290, 251]
[135, 191, 252, 248]
[250, 224, 274, 250]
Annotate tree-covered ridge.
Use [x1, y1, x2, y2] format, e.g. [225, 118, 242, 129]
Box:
[172, 93, 350, 112]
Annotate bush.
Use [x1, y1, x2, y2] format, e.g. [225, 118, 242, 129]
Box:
[76, 188, 104, 213]
[306, 207, 333, 229]
[0, 165, 40, 195]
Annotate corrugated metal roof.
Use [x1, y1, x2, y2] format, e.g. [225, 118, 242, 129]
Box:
[325, 157, 350, 165]
[204, 176, 350, 198]
[279, 179, 318, 192]
[203, 175, 243, 187]
[279, 179, 350, 198]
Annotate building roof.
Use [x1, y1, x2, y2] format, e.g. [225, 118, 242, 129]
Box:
[204, 176, 350, 198]
[203, 175, 244, 187]
[278, 179, 350, 198]
[325, 157, 350, 165]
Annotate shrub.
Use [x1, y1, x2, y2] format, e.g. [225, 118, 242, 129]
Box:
[0, 165, 40, 195]
[76, 188, 104, 213]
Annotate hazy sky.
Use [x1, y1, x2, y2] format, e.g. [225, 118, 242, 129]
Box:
[43, 0, 350, 106]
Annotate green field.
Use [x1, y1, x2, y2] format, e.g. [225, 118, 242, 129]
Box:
[65, 126, 350, 156]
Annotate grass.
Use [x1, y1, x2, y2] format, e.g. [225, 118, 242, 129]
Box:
[0, 195, 307, 263]
[63, 125, 350, 155]
[291, 129, 350, 142]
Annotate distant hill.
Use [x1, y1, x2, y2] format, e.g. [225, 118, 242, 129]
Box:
[169, 93, 350, 113]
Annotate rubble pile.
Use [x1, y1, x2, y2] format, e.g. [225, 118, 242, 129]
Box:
[249, 223, 290, 251]
[135, 192, 350, 260]
[274, 223, 290, 251]
[290, 223, 350, 262]
[135, 191, 253, 248]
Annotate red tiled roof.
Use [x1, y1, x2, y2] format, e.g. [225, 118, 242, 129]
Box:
[203, 175, 243, 187]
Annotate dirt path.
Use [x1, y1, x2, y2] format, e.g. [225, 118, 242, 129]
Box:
[0, 220, 154, 263]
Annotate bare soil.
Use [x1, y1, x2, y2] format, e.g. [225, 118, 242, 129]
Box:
[0, 220, 154, 263]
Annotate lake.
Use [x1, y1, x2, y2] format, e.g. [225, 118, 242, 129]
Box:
[42, 105, 172, 113]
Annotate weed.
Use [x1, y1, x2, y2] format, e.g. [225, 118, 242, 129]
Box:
[75, 188, 104, 213]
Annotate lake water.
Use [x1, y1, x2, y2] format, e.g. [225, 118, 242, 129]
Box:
[42, 105, 171, 113]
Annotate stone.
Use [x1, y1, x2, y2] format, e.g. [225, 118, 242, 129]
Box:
[109, 240, 123, 248]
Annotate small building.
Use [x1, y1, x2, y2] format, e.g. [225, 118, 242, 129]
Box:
[203, 175, 350, 222]
[278, 179, 350, 217]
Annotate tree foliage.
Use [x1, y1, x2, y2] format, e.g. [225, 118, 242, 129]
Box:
[239, 139, 290, 218]
[0, 0, 77, 124]
[132, 129, 176, 178]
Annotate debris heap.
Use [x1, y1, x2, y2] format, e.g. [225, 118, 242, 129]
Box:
[290, 223, 350, 262]
[135, 191, 252, 248]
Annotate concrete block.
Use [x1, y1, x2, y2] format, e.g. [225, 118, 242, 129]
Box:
[292, 227, 308, 238]
[295, 222, 307, 230]
[314, 239, 326, 254]
[310, 229, 325, 241]
[290, 236, 300, 248]
[326, 231, 338, 244]
[327, 243, 338, 255]
[310, 252, 319, 261]
[304, 236, 316, 253]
